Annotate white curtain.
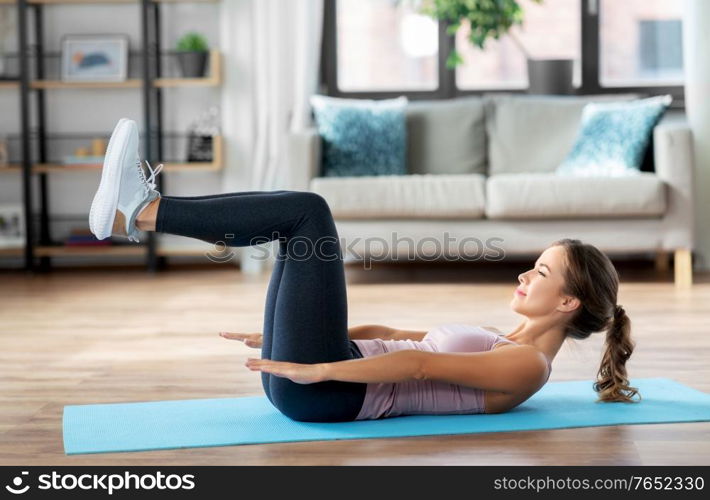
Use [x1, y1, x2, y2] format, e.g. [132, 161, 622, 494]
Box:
[251, 0, 324, 191]
[684, 0, 710, 271]
[221, 0, 323, 272]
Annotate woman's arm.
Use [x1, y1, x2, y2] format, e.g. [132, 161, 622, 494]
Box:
[347, 324, 429, 341]
[247, 346, 547, 393]
[322, 346, 548, 393]
[218, 325, 428, 348]
[246, 350, 426, 385]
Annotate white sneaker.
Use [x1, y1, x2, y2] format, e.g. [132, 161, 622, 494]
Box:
[89, 118, 163, 243]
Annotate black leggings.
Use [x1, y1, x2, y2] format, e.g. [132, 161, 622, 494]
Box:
[156, 190, 367, 422]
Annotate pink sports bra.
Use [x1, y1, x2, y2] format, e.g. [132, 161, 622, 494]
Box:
[350, 323, 552, 420]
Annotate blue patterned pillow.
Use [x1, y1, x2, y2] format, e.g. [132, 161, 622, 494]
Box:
[556, 95, 672, 177]
[310, 95, 408, 177]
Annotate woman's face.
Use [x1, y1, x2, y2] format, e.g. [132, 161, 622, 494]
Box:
[511, 245, 579, 318]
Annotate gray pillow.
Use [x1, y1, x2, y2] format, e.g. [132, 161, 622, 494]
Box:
[406, 96, 487, 175]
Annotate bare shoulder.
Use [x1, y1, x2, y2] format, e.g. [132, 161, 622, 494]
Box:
[493, 343, 549, 378]
[493, 341, 546, 362]
[484, 344, 550, 414]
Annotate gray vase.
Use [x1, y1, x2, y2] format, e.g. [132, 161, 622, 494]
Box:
[176, 51, 208, 78]
[527, 59, 574, 95]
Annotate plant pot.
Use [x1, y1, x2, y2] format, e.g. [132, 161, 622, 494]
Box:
[527, 58, 574, 95]
[176, 51, 208, 78]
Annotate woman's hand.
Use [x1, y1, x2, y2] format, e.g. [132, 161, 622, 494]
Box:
[219, 331, 263, 348]
[245, 358, 327, 385]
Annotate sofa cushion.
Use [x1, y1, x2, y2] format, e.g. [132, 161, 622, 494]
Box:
[311, 174, 486, 219]
[556, 95, 672, 176]
[405, 97, 487, 175]
[485, 172, 666, 219]
[485, 93, 639, 175]
[310, 95, 408, 177]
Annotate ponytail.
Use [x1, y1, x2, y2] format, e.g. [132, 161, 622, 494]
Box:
[593, 305, 642, 403]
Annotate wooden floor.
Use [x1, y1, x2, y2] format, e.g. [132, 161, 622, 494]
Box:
[1, 258, 709, 465]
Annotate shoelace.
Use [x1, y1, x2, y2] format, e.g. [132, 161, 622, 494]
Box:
[137, 158, 164, 191]
[128, 159, 164, 243]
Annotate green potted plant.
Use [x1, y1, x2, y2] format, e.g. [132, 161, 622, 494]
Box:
[417, 0, 574, 94]
[175, 31, 209, 78]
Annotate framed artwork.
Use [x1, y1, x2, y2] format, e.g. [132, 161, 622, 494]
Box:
[61, 34, 129, 82]
[0, 204, 24, 248]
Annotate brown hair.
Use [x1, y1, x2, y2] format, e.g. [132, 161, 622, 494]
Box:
[551, 238, 641, 403]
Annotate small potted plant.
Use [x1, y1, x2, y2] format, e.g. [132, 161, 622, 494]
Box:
[418, 0, 574, 94]
[175, 31, 209, 78]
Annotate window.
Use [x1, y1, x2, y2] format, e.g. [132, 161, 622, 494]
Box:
[600, 0, 684, 87]
[323, 0, 684, 102]
[335, 0, 439, 91]
[456, 0, 581, 90]
[639, 21, 683, 75]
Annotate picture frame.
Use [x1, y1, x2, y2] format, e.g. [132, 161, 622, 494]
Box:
[61, 34, 129, 82]
[0, 204, 25, 249]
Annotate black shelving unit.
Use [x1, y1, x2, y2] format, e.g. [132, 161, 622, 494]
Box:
[13, 0, 220, 273]
[17, 1, 34, 272]
[141, 0, 165, 272]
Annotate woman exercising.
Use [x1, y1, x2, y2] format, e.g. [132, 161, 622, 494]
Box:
[90, 118, 641, 423]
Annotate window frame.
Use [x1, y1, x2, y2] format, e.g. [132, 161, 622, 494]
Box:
[321, 0, 685, 107]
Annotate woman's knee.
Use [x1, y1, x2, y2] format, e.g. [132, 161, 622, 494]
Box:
[286, 192, 338, 246]
[290, 191, 331, 218]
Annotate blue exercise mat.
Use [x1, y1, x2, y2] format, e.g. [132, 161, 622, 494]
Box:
[63, 377, 710, 455]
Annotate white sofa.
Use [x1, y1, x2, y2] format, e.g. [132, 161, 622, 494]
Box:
[288, 94, 695, 287]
